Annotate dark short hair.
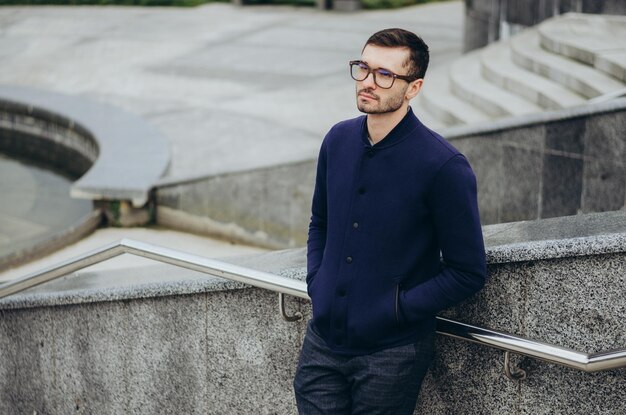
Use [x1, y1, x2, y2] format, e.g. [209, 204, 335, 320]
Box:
[364, 28, 429, 80]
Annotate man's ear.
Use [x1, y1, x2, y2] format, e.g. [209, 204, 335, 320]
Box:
[405, 78, 423, 100]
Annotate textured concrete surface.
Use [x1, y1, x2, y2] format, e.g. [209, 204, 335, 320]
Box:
[156, 99, 626, 246]
[0, 212, 624, 414]
[156, 159, 317, 248]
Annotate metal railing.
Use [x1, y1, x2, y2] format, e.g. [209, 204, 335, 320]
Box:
[1, 239, 625, 380]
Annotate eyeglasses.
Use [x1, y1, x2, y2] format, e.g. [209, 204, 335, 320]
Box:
[349, 60, 416, 89]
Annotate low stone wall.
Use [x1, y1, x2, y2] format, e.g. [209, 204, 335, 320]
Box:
[156, 159, 317, 248]
[0, 250, 310, 415]
[155, 99, 626, 248]
[0, 211, 624, 414]
[447, 99, 626, 224]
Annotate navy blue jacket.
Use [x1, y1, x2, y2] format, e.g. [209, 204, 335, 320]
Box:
[307, 108, 486, 355]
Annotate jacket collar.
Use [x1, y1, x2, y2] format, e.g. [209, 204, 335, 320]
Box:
[360, 106, 421, 149]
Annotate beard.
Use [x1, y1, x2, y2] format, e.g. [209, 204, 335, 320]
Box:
[356, 86, 406, 114]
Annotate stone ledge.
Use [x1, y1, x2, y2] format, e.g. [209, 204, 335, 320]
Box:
[483, 210, 626, 263]
[443, 97, 626, 139]
[0, 85, 170, 207]
[0, 212, 623, 311]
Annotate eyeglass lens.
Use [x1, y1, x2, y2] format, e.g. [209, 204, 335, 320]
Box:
[350, 62, 395, 89]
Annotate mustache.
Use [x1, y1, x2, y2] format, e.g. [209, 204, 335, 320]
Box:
[357, 88, 379, 100]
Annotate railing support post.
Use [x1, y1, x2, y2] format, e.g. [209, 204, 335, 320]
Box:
[504, 351, 527, 381]
[279, 293, 303, 322]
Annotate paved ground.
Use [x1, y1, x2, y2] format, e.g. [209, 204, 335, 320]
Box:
[0, 1, 463, 181]
[0, 1, 464, 281]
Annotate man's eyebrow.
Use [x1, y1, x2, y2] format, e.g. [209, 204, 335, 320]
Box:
[360, 58, 401, 74]
[361, 61, 394, 72]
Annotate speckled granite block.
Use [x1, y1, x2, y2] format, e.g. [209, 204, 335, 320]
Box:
[522, 253, 626, 352]
[48, 302, 131, 414]
[0, 307, 56, 415]
[416, 217, 626, 415]
[542, 154, 584, 218]
[203, 288, 303, 415]
[124, 294, 209, 414]
[0, 212, 624, 414]
[582, 159, 626, 212]
[455, 137, 505, 224]
[416, 338, 520, 415]
[440, 262, 525, 333]
[500, 145, 542, 223]
[519, 361, 625, 415]
[581, 112, 626, 213]
[545, 117, 586, 154]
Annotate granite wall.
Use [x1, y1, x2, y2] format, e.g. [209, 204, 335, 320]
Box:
[447, 101, 626, 224]
[156, 159, 317, 249]
[155, 99, 626, 248]
[0, 212, 624, 414]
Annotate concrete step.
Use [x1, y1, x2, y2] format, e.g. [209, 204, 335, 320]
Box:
[449, 51, 542, 118]
[511, 30, 625, 99]
[418, 67, 491, 126]
[538, 13, 626, 82]
[480, 40, 586, 110]
[415, 12, 626, 127]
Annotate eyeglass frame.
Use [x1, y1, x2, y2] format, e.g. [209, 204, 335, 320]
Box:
[349, 60, 418, 89]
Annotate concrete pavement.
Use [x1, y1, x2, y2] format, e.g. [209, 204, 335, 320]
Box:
[0, 1, 463, 182]
[0, 1, 464, 280]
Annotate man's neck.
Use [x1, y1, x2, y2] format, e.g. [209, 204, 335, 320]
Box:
[366, 105, 410, 144]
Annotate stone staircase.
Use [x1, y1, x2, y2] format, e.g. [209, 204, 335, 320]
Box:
[418, 13, 626, 128]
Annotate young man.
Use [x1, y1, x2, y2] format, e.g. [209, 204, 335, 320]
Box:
[294, 28, 486, 414]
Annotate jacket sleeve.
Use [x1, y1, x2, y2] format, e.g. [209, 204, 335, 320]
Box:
[306, 140, 328, 285]
[399, 154, 487, 322]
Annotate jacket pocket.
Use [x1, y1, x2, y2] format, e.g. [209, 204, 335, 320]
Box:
[395, 282, 401, 326]
[306, 272, 318, 297]
[349, 275, 404, 345]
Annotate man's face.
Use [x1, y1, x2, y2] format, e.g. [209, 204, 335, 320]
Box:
[355, 45, 412, 114]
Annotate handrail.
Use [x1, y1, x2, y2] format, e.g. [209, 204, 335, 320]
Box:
[1, 239, 624, 376]
[0, 239, 307, 300]
[436, 318, 626, 373]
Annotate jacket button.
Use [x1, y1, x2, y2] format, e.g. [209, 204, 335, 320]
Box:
[346, 256, 353, 263]
[358, 187, 366, 194]
[337, 289, 346, 297]
[353, 222, 359, 229]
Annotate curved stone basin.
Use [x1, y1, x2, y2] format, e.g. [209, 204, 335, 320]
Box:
[0, 153, 96, 271]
